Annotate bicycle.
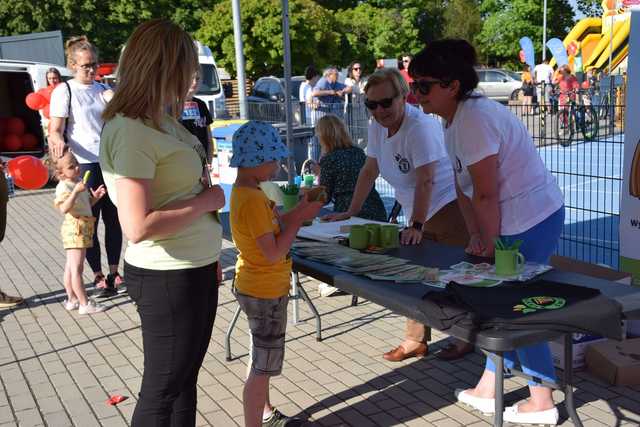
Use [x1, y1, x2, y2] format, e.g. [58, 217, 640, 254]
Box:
[554, 89, 598, 147]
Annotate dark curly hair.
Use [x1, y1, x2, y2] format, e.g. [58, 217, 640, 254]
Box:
[409, 39, 480, 101]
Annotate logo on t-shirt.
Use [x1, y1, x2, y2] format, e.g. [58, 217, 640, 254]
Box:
[182, 101, 201, 121]
[394, 153, 411, 174]
[513, 296, 566, 314]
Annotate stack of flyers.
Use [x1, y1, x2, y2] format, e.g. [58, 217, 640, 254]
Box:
[367, 266, 438, 283]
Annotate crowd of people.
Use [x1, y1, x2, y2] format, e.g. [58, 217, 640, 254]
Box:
[0, 17, 572, 427]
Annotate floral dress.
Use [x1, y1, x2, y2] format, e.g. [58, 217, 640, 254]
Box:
[319, 146, 387, 222]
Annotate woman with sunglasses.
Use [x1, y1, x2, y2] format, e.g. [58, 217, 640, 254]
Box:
[49, 36, 125, 299]
[409, 39, 565, 425]
[324, 67, 470, 362]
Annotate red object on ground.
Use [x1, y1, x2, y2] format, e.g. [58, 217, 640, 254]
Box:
[6, 117, 25, 136]
[21, 133, 38, 151]
[3, 134, 22, 151]
[7, 155, 49, 190]
[106, 395, 128, 406]
[25, 92, 47, 110]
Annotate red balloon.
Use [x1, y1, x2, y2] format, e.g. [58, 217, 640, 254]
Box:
[7, 155, 49, 190]
[37, 87, 52, 102]
[3, 134, 22, 151]
[42, 105, 50, 119]
[6, 117, 25, 136]
[25, 92, 47, 110]
[21, 133, 39, 151]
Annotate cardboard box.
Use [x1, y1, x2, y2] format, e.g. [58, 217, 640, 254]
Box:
[549, 333, 606, 370]
[585, 338, 640, 386]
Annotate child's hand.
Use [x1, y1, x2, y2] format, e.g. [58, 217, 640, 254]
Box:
[198, 185, 225, 212]
[91, 185, 106, 200]
[73, 181, 87, 193]
[296, 193, 323, 222]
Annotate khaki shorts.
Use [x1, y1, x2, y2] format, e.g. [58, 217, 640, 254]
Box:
[235, 291, 288, 376]
[61, 216, 95, 249]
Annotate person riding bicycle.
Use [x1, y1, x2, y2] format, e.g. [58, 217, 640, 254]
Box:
[555, 65, 579, 127]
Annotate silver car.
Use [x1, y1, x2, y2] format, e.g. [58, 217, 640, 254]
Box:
[476, 68, 523, 102]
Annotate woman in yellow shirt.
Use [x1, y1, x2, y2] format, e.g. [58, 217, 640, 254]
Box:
[521, 65, 535, 114]
[100, 20, 225, 426]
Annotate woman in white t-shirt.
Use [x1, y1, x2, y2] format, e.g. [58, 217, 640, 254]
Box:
[325, 68, 471, 363]
[409, 39, 565, 426]
[299, 65, 320, 125]
[49, 36, 124, 298]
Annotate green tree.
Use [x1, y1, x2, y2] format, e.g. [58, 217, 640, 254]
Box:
[576, 0, 603, 17]
[0, 0, 218, 62]
[476, 0, 574, 67]
[197, 0, 340, 79]
[334, 3, 424, 69]
[442, 0, 483, 47]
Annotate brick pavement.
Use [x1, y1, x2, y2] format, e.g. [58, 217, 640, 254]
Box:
[1, 188, 639, 426]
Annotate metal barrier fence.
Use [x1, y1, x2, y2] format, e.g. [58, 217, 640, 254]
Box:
[244, 81, 626, 267]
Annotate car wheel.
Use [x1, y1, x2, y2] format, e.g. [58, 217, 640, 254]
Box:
[510, 89, 522, 101]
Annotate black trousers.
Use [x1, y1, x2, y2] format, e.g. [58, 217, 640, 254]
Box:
[125, 261, 219, 427]
[78, 163, 122, 274]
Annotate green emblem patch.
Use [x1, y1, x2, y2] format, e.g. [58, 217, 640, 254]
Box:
[513, 296, 566, 314]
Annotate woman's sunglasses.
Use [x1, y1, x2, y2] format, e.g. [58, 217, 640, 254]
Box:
[364, 97, 395, 110]
[410, 79, 448, 95]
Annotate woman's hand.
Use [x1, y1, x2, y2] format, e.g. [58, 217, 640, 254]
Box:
[216, 262, 223, 284]
[400, 227, 423, 245]
[465, 233, 486, 256]
[321, 211, 351, 222]
[197, 185, 225, 213]
[50, 139, 66, 159]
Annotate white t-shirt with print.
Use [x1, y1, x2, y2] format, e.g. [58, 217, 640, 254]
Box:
[534, 63, 554, 84]
[444, 95, 564, 235]
[366, 104, 456, 223]
[50, 80, 108, 164]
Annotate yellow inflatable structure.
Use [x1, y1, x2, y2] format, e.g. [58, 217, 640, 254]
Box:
[552, 0, 630, 73]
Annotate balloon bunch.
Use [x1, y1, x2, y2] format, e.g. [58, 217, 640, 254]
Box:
[0, 117, 38, 152]
[25, 85, 56, 119]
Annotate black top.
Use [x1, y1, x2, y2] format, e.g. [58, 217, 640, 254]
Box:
[179, 97, 213, 156]
[319, 146, 387, 222]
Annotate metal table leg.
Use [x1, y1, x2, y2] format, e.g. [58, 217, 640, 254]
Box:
[297, 279, 322, 341]
[492, 352, 504, 427]
[291, 271, 300, 324]
[225, 304, 242, 361]
[564, 333, 584, 427]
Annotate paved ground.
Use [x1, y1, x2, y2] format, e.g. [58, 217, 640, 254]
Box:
[1, 188, 640, 426]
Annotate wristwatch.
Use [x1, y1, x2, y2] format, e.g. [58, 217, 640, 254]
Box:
[411, 221, 424, 231]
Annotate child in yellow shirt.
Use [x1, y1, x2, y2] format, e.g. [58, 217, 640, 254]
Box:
[229, 121, 322, 427]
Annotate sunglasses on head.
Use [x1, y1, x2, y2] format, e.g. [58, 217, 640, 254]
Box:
[410, 79, 448, 95]
[364, 97, 395, 110]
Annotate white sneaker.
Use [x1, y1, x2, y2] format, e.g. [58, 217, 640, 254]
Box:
[319, 284, 340, 297]
[64, 299, 79, 311]
[503, 404, 559, 425]
[455, 389, 495, 414]
[78, 299, 107, 315]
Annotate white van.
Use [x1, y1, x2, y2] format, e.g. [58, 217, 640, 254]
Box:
[0, 60, 72, 158]
[195, 41, 226, 119]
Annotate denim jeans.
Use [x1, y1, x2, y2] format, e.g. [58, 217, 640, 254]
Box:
[485, 206, 565, 385]
[126, 262, 219, 426]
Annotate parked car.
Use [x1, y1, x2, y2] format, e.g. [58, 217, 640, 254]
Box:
[476, 68, 523, 102]
[247, 76, 304, 123]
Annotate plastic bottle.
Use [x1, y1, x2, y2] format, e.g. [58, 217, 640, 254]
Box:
[5, 173, 15, 198]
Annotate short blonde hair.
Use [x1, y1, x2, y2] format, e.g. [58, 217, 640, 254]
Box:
[65, 36, 97, 69]
[315, 115, 353, 153]
[364, 68, 409, 99]
[52, 148, 77, 181]
[102, 19, 198, 130]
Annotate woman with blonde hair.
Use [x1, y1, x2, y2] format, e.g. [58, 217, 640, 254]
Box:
[100, 19, 225, 425]
[49, 35, 124, 298]
[315, 114, 386, 222]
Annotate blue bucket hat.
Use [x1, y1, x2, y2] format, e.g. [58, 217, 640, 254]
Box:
[229, 121, 289, 168]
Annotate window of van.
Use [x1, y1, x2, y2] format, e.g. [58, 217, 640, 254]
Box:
[197, 64, 221, 95]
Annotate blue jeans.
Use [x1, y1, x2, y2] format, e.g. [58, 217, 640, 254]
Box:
[485, 206, 565, 386]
